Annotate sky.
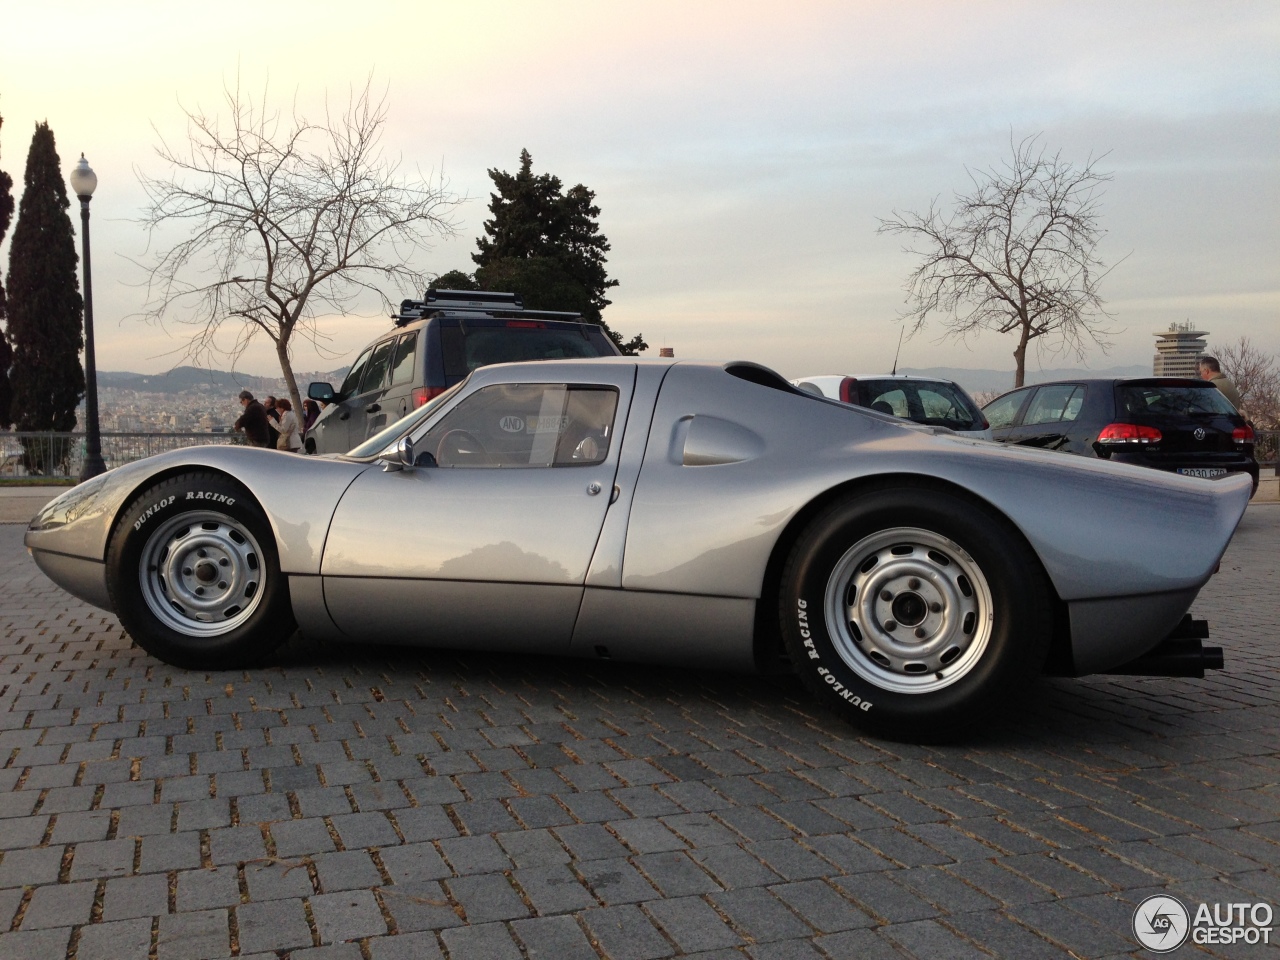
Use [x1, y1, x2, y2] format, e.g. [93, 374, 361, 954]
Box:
[1, 0, 1277, 383]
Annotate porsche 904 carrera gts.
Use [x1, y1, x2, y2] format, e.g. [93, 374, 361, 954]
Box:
[26, 359, 1249, 739]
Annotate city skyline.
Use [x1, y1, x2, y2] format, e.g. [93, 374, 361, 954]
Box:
[1, 1, 1276, 382]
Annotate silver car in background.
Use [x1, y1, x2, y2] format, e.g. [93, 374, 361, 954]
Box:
[26, 358, 1247, 740]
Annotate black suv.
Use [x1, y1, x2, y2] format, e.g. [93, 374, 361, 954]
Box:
[983, 377, 1259, 490]
[308, 289, 621, 454]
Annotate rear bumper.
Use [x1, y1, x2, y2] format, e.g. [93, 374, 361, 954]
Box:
[1065, 587, 1200, 675]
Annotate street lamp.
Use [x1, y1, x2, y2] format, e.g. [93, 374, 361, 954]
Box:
[70, 154, 106, 480]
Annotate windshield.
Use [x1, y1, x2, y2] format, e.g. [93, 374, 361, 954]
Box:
[345, 378, 468, 458]
[1118, 384, 1238, 418]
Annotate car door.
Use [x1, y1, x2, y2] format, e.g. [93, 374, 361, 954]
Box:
[345, 336, 399, 444]
[310, 345, 374, 454]
[1003, 384, 1084, 449]
[984, 387, 1034, 441]
[322, 365, 636, 653]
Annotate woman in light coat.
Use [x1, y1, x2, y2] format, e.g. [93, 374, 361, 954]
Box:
[275, 398, 303, 453]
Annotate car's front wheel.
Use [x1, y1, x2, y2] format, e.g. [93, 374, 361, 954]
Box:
[106, 472, 295, 669]
[780, 486, 1051, 740]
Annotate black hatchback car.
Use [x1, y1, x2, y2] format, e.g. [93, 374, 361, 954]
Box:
[983, 377, 1259, 490]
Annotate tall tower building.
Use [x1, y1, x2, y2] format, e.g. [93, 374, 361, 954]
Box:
[1153, 322, 1208, 377]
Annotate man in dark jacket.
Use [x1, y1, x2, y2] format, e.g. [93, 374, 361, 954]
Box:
[234, 390, 272, 447]
[1197, 356, 1244, 411]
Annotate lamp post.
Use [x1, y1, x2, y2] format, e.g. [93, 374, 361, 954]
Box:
[70, 154, 106, 480]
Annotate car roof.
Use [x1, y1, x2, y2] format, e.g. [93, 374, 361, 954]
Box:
[792, 374, 968, 385]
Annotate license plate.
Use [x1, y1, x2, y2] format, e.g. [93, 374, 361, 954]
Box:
[1177, 467, 1228, 479]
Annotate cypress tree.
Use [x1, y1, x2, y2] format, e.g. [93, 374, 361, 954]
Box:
[0, 113, 14, 428]
[474, 150, 644, 354]
[5, 122, 84, 449]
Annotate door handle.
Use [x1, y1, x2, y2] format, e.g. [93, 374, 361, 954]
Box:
[339, 411, 350, 421]
[366, 404, 381, 414]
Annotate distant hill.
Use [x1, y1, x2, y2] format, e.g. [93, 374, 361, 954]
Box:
[896, 364, 1152, 395]
[100, 365, 348, 395]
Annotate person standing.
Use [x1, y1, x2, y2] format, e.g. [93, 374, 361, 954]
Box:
[1197, 356, 1243, 410]
[275, 398, 302, 452]
[233, 391, 271, 447]
[263, 396, 282, 449]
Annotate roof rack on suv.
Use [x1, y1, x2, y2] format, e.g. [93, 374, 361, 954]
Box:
[394, 288, 587, 327]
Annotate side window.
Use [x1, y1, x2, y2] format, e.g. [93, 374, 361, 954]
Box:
[339, 348, 374, 397]
[421, 384, 619, 468]
[390, 332, 417, 387]
[983, 389, 1030, 429]
[360, 338, 397, 395]
[1024, 384, 1082, 425]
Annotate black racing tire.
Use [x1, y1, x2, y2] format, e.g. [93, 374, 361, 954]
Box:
[106, 472, 295, 670]
[779, 486, 1051, 741]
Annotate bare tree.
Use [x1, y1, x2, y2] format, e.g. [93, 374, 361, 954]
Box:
[136, 77, 459, 416]
[878, 135, 1117, 387]
[1217, 335, 1279, 427]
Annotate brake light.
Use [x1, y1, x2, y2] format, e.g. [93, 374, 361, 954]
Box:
[411, 386, 446, 408]
[979, 416, 990, 430]
[838, 377, 857, 404]
[1233, 425, 1255, 444]
[505, 320, 545, 328]
[1097, 423, 1162, 443]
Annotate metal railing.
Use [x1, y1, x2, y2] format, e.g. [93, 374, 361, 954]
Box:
[0, 432, 244, 478]
[1253, 430, 1278, 472]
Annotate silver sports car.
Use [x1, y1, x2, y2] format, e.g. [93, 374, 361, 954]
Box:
[27, 358, 1250, 739]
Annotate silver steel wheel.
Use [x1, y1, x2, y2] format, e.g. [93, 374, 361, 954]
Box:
[138, 511, 266, 637]
[824, 527, 993, 694]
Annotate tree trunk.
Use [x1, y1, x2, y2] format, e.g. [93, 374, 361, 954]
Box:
[1012, 322, 1031, 388]
[276, 338, 303, 435]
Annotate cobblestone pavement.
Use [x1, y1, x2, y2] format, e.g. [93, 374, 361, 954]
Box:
[0, 506, 1277, 960]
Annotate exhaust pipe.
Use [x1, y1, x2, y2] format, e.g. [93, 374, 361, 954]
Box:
[1104, 616, 1224, 678]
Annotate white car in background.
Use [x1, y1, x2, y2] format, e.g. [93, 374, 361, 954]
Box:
[792, 374, 993, 440]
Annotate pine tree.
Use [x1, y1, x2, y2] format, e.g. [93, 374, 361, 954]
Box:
[5, 122, 84, 458]
[0, 113, 15, 428]
[473, 150, 644, 354]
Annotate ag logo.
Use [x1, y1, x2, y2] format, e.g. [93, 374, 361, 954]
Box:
[1193, 426, 1206, 441]
[1133, 894, 1190, 953]
[499, 416, 525, 433]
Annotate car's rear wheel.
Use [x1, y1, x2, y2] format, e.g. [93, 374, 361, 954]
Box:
[106, 472, 295, 669]
[780, 487, 1051, 740]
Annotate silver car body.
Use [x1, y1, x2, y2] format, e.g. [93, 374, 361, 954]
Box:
[27, 358, 1250, 677]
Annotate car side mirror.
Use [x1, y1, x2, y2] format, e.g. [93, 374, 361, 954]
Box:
[397, 436, 415, 467]
[308, 381, 337, 403]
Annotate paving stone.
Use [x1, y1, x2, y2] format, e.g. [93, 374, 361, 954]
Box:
[438, 834, 513, 875]
[244, 859, 315, 900]
[646, 895, 743, 952]
[330, 811, 400, 848]
[447, 872, 530, 922]
[497, 828, 571, 867]
[689, 844, 785, 889]
[634, 851, 723, 896]
[392, 804, 458, 842]
[881, 918, 990, 960]
[19, 880, 96, 929]
[236, 897, 314, 953]
[311, 889, 388, 943]
[578, 857, 661, 905]
[581, 903, 676, 960]
[511, 914, 598, 959]
[440, 921, 523, 960]
[314, 849, 384, 892]
[711, 887, 813, 942]
[513, 863, 598, 914]
[0, 928, 72, 960]
[75, 917, 152, 960]
[367, 930, 445, 960]
[555, 823, 631, 861]
[156, 908, 229, 960]
[177, 865, 242, 910]
[103, 872, 170, 921]
[272, 817, 337, 857]
[378, 880, 462, 932]
[2, 847, 68, 887]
